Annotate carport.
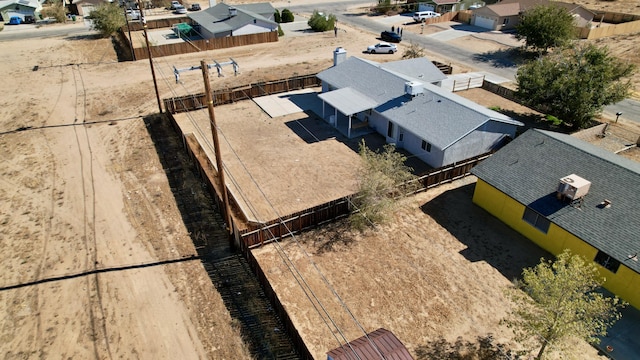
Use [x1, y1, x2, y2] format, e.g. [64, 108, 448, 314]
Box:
[318, 87, 378, 138]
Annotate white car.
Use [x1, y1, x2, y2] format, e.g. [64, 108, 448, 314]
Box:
[413, 11, 441, 22]
[366, 42, 398, 54]
[174, 5, 187, 14]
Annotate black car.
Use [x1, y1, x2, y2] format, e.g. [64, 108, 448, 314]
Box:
[190, 3, 201, 11]
[380, 31, 401, 43]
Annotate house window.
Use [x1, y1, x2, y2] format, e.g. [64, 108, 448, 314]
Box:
[594, 251, 620, 273]
[502, 18, 509, 25]
[367, 109, 372, 116]
[522, 207, 550, 233]
[399, 133, 404, 142]
[421, 140, 431, 152]
[387, 122, 394, 138]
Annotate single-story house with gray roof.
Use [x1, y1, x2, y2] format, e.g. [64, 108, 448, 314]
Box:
[1, 0, 41, 23]
[187, 2, 277, 39]
[471, 0, 596, 31]
[471, 128, 640, 309]
[316, 52, 523, 168]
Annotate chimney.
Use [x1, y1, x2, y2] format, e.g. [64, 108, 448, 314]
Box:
[333, 47, 346, 67]
[229, 7, 237, 16]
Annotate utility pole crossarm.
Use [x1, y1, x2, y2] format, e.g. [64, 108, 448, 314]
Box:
[173, 59, 239, 83]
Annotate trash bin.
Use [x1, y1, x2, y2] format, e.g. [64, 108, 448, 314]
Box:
[71, 15, 76, 21]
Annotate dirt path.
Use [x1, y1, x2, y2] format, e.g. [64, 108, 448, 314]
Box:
[0, 37, 248, 359]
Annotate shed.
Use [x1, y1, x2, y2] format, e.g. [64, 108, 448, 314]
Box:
[326, 328, 413, 360]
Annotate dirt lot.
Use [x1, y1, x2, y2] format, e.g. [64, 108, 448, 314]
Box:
[0, 1, 638, 358]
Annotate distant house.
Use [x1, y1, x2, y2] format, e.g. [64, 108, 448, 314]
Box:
[327, 328, 413, 360]
[187, 2, 277, 39]
[471, 0, 596, 31]
[316, 50, 523, 168]
[471, 129, 640, 310]
[408, 0, 461, 13]
[0, 0, 41, 23]
[68, 0, 103, 17]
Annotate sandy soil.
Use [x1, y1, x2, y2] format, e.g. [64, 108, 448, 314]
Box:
[0, 2, 638, 359]
[0, 37, 249, 359]
[251, 178, 603, 358]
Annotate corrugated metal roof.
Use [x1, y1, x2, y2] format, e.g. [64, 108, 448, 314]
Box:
[327, 328, 414, 360]
[318, 87, 378, 116]
[471, 129, 640, 274]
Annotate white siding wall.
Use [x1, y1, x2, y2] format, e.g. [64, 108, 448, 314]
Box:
[402, 130, 444, 168]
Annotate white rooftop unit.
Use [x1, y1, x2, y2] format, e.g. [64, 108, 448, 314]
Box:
[557, 174, 591, 200]
[229, 7, 237, 16]
[405, 81, 423, 97]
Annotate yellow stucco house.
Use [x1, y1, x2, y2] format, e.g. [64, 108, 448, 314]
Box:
[470, 129, 640, 309]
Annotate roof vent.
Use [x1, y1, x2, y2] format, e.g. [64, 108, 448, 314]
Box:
[556, 174, 591, 201]
[229, 7, 237, 16]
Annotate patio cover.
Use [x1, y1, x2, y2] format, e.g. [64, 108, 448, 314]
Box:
[318, 87, 378, 116]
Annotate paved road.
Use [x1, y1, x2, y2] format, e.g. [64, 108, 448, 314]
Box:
[0, 21, 97, 41]
[4, 4, 638, 123]
[288, 0, 640, 123]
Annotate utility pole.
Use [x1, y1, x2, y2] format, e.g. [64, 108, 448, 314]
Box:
[201, 60, 232, 234]
[137, 0, 162, 113]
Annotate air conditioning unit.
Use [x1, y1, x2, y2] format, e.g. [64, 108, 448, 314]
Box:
[557, 174, 591, 200]
[404, 81, 423, 97]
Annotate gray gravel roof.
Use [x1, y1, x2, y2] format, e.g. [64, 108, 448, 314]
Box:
[317, 57, 522, 149]
[188, 2, 276, 33]
[471, 129, 640, 274]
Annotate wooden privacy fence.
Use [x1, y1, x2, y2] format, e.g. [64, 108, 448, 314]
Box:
[244, 249, 314, 359]
[238, 198, 351, 249]
[432, 60, 453, 75]
[124, 17, 189, 31]
[422, 11, 468, 25]
[120, 29, 278, 60]
[236, 152, 491, 249]
[163, 74, 321, 113]
[577, 18, 640, 39]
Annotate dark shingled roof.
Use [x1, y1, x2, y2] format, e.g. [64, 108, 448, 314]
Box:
[327, 328, 413, 360]
[471, 129, 640, 274]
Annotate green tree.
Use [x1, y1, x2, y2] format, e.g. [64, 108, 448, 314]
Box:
[375, 0, 392, 15]
[274, 9, 281, 23]
[349, 140, 417, 230]
[307, 10, 336, 32]
[277, 24, 284, 37]
[40, 0, 66, 23]
[504, 250, 625, 360]
[515, 4, 576, 53]
[87, 2, 125, 37]
[516, 43, 635, 129]
[281, 8, 294, 23]
[402, 42, 425, 59]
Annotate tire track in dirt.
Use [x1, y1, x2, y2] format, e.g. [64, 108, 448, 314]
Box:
[71, 64, 113, 360]
[31, 65, 66, 356]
